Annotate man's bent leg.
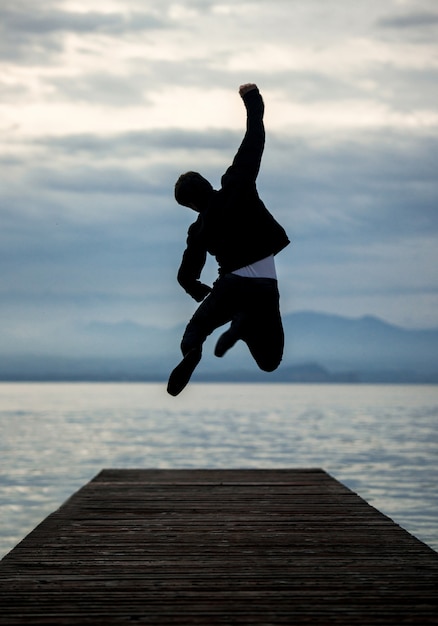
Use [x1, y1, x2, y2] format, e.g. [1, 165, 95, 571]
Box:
[242, 279, 284, 372]
[249, 319, 284, 372]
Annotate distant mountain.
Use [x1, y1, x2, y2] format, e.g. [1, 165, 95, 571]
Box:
[281, 311, 438, 375]
[1, 312, 438, 382]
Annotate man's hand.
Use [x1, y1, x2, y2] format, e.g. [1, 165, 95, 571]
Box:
[239, 83, 258, 97]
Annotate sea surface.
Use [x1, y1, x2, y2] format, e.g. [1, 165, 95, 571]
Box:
[0, 382, 437, 559]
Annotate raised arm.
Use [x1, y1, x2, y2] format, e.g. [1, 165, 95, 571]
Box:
[221, 83, 265, 186]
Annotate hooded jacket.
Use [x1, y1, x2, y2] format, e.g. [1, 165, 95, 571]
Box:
[177, 87, 290, 302]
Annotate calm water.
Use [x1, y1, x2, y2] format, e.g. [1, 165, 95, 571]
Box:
[0, 382, 437, 559]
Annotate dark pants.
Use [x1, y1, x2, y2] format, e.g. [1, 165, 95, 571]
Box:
[181, 273, 284, 371]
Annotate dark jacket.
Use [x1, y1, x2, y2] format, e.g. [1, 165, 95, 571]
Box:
[177, 88, 290, 302]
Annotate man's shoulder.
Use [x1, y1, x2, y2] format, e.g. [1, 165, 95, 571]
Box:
[220, 167, 255, 193]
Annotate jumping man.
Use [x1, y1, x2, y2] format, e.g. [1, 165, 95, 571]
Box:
[167, 83, 290, 396]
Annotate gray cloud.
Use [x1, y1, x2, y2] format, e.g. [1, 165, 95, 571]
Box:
[0, 4, 169, 63]
[3, 127, 436, 285]
[0, 5, 166, 36]
[4, 124, 437, 239]
[34, 128, 240, 156]
[261, 131, 438, 241]
[378, 12, 438, 29]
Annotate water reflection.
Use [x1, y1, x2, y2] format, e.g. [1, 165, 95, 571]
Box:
[0, 382, 437, 558]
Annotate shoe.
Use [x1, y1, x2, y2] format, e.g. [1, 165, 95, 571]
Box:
[167, 348, 202, 396]
[214, 328, 239, 358]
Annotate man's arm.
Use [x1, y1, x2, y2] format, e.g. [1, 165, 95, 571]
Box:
[176, 227, 212, 302]
[221, 83, 265, 186]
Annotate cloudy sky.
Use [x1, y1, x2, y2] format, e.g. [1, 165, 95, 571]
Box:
[1, 0, 438, 356]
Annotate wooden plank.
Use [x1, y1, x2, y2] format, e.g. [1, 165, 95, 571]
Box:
[0, 469, 437, 625]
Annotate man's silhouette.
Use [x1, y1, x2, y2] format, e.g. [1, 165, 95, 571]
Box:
[167, 83, 290, 396]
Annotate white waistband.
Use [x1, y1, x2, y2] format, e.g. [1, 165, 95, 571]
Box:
[232, 255, 277, 279]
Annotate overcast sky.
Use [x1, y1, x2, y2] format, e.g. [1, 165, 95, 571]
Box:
[1, 0, 438, 356]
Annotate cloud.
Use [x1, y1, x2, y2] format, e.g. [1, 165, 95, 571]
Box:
[34, 128, 240, 156]
[8, 122, 436, 239]
[378, 11, 438, 29]
[2, 127, 436, 306]
[0, 0, 437, 339]
[0, 3, 168, 62]
[375, 4, 438, 44]
[1, 7, 164, 36]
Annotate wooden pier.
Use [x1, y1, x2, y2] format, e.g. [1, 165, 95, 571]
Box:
[0, 469, 437, 624]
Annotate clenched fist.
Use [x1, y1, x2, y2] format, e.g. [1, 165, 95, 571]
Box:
[239, 83, 258, 97]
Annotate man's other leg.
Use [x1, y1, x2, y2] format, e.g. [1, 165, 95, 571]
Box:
[167, 276, 237, 396]
[214, 311, 246, 358]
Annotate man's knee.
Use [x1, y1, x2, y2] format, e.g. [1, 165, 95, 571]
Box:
[256, 353, 282, 372]
[181, 329, 204, 356]
[259, 360, 280, 373]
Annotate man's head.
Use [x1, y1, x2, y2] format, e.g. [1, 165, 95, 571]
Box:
[174, 171, 213, 211]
